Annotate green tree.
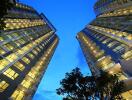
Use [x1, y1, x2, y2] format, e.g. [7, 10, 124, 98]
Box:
[95, 71, 124, 100]
[56, 68, 124, 100]
[0, 0, 16, 30]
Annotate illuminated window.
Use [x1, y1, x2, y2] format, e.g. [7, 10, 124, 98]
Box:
[12, 33, 19, 38]
[0, 59, 10, 71]
[18, 38, 26, 45]
[3, 68, 19, 80]
[122, 50, 132, 60]
[97, 56, 114, 70]
[21, 80, 31, 89]
[28, 35, 33, 40]
[108, 41, 118, 48]
[36, 47, 41, 52]
[6, 53, 18, 62]
[14, 40, 21, 47]
[13, 62, 25, 71]
[0, 80, 9, 92]
[113, 45, 125, 52]
[102, 38, 111, 44]
[126, 34, 132, 40]
[21, 57, 30, 64]
[32, 49, 38, 55]
[3, 43, 14, 51]
[4, 18, 44, 30]
[28, 71, 36, 79]
[41, 44, 45, 47]
[11, 90, 25, 100]
[0, 47, 6, 55]
[27, 53, 34, 59]
[39, 45, 43, 49]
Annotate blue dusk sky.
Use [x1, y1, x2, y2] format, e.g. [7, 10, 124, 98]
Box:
[20, 0, 97, 100]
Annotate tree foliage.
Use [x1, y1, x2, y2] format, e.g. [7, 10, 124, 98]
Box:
[56, 68, 124, 100]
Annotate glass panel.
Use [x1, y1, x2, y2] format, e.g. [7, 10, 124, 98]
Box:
[13, 61, 25, 71]
[3, 68, 19, 80]
[0, 80, 9, 92]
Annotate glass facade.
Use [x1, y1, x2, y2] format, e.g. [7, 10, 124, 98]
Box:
[77, 0, 132, 99]
[0, 1, 59, 100]
[94, 0, 132, 16]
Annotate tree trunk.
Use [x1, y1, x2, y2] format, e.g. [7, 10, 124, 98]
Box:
[100, 93, 104, 100]
[85, 96, 88, 100]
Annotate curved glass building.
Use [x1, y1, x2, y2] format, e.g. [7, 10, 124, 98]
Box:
[0, 0, 59, 100]
[77, 0, 132, 99]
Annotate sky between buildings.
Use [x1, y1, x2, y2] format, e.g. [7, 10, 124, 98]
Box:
[20, 0, 97, 99]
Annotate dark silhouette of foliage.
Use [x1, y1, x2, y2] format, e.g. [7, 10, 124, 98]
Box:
[0, 0, 16, 30]
[57, 68, 124, 100]
[95, 71, 124, 100]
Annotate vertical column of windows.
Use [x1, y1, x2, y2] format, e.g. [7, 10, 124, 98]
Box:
[10, 37, 58, 100]
[0, 31, 53, 72]
[0, 34, 55, 96]
[77, 32, 128, 80]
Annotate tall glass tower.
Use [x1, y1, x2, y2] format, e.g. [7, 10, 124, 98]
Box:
[77, 0, 132, 99]
[0, 1, 59, 100]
